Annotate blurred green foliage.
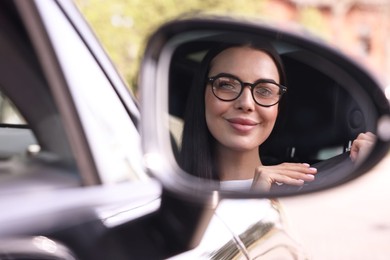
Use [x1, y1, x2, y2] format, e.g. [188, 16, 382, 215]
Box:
[299, 7, 330, 40]
[74, 0, 326, 91]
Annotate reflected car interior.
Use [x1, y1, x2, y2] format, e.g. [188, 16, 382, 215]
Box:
[167, 37, 373, 192]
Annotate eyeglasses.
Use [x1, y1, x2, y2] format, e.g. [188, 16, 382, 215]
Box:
[207, 73, 287, 107]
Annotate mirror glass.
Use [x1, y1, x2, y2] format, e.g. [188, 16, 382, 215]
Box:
[146, 28, 384, 195]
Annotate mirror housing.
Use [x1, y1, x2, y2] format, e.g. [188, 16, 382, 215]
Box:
[140, 16, 390, 199]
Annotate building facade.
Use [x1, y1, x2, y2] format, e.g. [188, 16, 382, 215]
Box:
[265, 0, 390, 88]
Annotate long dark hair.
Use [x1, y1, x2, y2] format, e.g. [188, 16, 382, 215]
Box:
[179, 39, 287, 180]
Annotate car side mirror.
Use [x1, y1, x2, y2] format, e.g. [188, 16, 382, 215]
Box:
[139, 16, 390, 198]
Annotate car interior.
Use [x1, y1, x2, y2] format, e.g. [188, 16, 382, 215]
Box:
[0, 2, 81, 194]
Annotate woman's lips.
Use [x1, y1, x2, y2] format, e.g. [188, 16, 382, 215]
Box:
[226, 118, 259, 132]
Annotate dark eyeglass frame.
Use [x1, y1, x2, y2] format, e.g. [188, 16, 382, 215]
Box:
[207, 73, 287, 107]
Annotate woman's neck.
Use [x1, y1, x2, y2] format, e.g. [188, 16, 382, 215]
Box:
[216, 147, 262, 181]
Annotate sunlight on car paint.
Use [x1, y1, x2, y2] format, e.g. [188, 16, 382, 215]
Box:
[385, 85, 390, 100]
[211, 190, 219, 208]
[143, 152, 165, 172]
[170, 199, 306, 259]
[33, 236, 58, 254]
[378, 115, 390, 141]
[98, 198, 161, 228]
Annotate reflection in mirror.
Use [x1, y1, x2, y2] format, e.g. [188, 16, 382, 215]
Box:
[166, 31, 378, 194]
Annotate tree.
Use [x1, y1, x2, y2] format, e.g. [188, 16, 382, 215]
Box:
[74, 0, 268, 90]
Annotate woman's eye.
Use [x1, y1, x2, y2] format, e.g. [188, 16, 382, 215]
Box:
[255, 87, 273, 97]
[219, 83, 234, 89]
[217, 80, 238, 91]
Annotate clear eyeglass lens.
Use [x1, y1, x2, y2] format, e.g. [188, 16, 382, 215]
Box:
[213, 77, 241, 99]
[253, 83, 280, 104]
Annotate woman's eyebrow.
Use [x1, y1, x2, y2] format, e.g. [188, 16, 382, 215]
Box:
[209, 72, 279, 84]
[208, 72, 237, 78]
[253, 78, 278, 84]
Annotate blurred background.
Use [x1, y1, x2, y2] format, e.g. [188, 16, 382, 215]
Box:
[75, 0, 390, 96]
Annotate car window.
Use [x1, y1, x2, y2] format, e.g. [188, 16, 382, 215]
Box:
[35, 0, 147, 184]
[0, 93, 25, 125]
[0, 91, 37, 160]
[0, 1, 81, 195]
[0, 0, 146, 190]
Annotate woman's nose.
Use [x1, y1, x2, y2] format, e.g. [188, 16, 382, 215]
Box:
[234, 87, 255, 111]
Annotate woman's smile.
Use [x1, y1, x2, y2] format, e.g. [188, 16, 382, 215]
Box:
[226, 117, 259, 132]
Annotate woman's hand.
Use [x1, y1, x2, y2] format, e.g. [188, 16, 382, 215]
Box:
[251, 163, 317, 191]
[349, 132, 376, 164]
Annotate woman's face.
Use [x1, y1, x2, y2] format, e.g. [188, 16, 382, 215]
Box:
[205, 46, 280, 153]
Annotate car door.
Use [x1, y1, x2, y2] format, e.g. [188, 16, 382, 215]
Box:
[0, 0, 161, 259]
